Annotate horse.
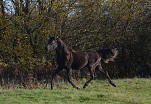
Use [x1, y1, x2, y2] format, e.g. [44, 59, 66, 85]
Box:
[46, 36, 118, 89]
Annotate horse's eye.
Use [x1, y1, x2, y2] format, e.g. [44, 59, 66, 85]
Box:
[51, 41, 54, 45]
[48, 41, 53, 45]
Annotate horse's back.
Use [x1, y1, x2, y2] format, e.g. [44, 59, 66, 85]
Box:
[71, 51, 89, 70]
[71, 50, 101, 70]
[84, 50, 101, 64]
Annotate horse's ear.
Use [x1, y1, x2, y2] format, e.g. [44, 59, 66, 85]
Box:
[47, 34, 51, 39]
[54, 36, 59, 40]
[47, 36, 49, 40]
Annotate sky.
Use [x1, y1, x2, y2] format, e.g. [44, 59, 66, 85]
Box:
[3, 0, 14, 14]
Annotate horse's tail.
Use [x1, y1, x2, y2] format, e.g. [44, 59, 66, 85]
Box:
[97, 48, 118, 63]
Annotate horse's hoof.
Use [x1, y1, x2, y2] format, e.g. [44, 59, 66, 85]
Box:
[51, 86, 54, 90]
[83, 84, 88, 89]
[76, 86, 80, 89]
[83, 85, 87, 89]
[112, 83, 116, 87]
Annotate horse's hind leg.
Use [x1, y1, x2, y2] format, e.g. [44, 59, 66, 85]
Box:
[67, 68, 79, 89]
[83, 67, 95, 88]
[83, 59, 101, 89]
[97, 65, 116, 87]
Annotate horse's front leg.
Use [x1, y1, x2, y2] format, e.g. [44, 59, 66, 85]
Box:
[51, 66, 62, 90]
[66, 68, 79, 89]
[97, 65, 116, 87]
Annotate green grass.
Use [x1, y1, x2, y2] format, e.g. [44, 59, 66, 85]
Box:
[0, 78, 151, 104]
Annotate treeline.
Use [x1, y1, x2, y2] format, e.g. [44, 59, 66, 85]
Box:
[0, 0, 151, 88]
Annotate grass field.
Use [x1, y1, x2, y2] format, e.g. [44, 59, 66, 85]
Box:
[0, 78, 151, 104]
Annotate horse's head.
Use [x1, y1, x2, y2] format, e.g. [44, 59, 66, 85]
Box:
[46, 36, 58, 52]
[46, 36, 71, 61]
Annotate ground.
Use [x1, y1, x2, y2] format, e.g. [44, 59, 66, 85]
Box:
[0, 78, 151, 104]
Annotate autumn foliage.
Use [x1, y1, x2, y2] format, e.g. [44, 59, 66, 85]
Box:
[0, 0, 151, 87]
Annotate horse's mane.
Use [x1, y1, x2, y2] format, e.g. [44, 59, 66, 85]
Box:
[57, 38, 71, 60]
[97, 48, 118, 60]
[57, 38, 68, 48]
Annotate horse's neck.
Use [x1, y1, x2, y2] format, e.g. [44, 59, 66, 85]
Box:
[55, 42, 67, 60]
[56, 44, 64, 56]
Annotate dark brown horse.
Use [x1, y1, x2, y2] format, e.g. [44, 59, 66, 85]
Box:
[46, 36, 118, 89]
